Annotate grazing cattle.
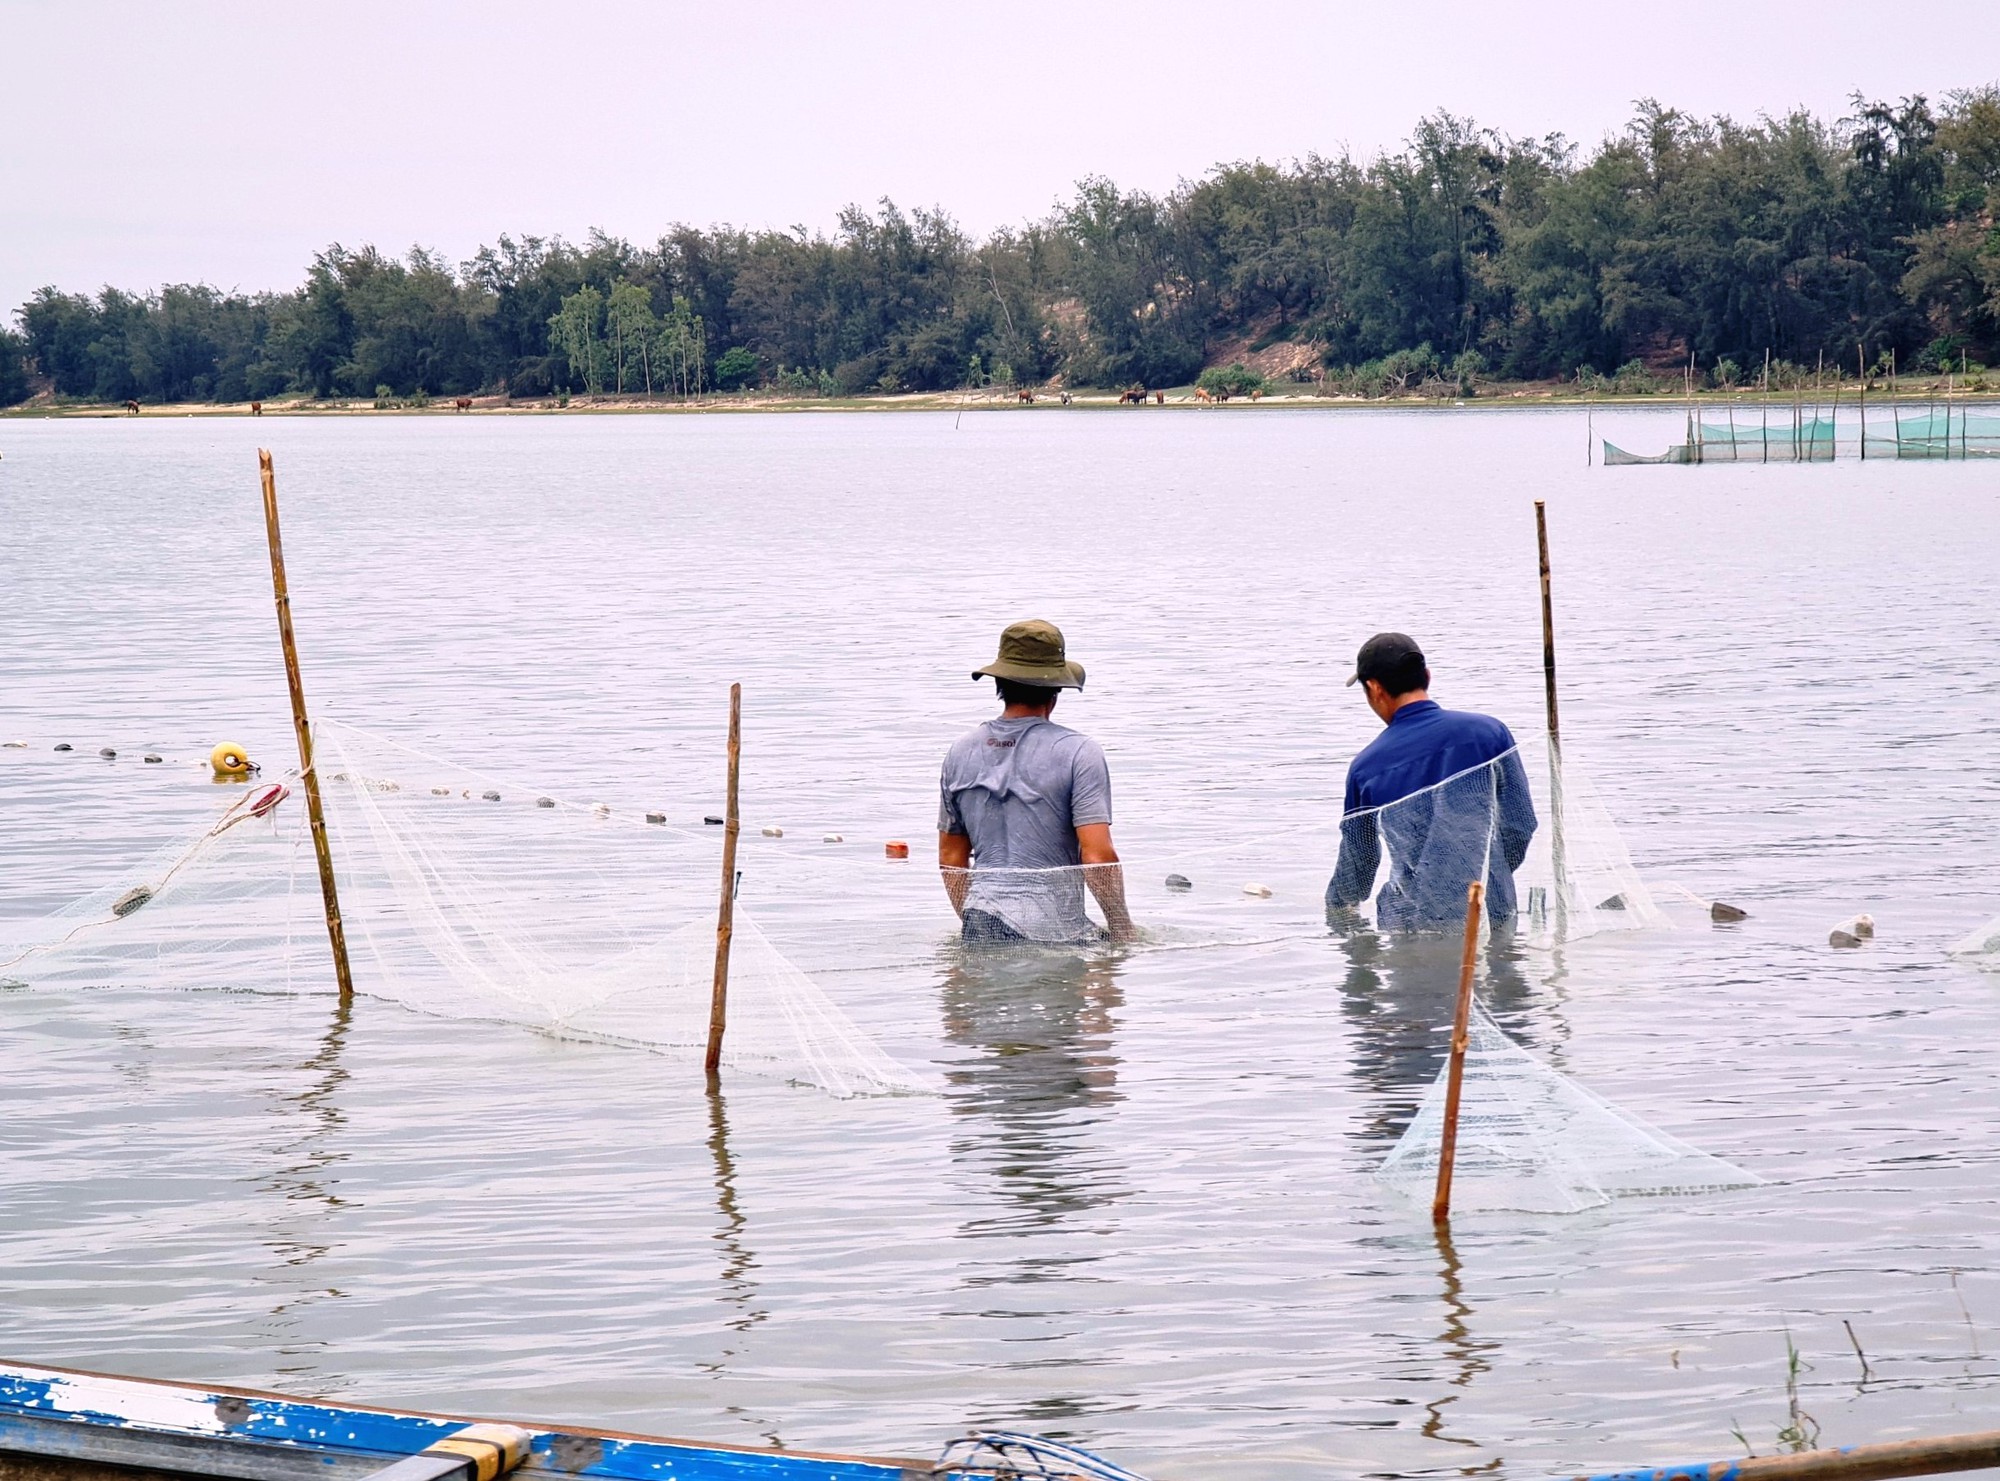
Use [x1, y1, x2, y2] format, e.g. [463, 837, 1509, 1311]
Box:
[1193, 387, 1215, 405]
[249, 401, 263, 416]
[1153, 390, 1165, 404]
[455, 397, 473, 412]
[1060, 391, 1072, 405]
[1249, 388, 1264, 402]
[1017, 388, 1034, 404]
[1118, 385, 1148, 404]
[124, 399, 140, 414]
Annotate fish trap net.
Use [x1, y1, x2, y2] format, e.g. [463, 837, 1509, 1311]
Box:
[0, 725, 935, 1098]
[1375, 1000, 1760, 1214]
[1, 718, 1670, 1098]
[1948, 913, 2000, 968]
[1330, 740, 1664, 950]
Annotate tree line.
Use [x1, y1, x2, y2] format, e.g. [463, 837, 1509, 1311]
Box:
[4, 88, 1997, 409]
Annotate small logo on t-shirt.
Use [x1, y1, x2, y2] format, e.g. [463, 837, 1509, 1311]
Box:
[986, 737, 1016, 748]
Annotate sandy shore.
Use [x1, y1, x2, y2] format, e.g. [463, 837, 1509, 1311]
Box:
[7, 383, 1993, 417]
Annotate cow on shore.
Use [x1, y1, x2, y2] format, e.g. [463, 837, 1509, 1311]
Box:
[250, 401, 263, 416]
[124, 399, 140, 414]
[1118, 385, 1147, 404]
[455, 398, 473, 412]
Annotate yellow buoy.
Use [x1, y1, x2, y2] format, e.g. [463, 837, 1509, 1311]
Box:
[210, 741, 255, 777]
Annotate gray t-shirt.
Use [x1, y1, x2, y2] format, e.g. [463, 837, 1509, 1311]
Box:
[938, 716, 1113, 940]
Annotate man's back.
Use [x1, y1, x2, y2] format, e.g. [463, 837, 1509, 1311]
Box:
[939, 715, 1113, 940]
[1329, 700, 1536, 928]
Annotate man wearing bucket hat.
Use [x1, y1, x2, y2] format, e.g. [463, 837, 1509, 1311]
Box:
[1326, 632, 1537, 931]
[939, 620, 1138, 944]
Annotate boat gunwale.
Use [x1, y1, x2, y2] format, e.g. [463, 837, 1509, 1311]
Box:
[0, 1360, 928, 1480]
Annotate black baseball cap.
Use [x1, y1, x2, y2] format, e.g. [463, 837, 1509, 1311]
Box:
[1345, 632, 1425, 687]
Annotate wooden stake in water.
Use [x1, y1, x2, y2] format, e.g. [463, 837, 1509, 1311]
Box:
[258, 450, 354, 1007]
[706, 682, 743, 1078]
[1762, 348, 1771, 464]
[1859, 342, 1868, 461]
[1432, 879, 1486, 1227]
[1535, 499, 1568, 940]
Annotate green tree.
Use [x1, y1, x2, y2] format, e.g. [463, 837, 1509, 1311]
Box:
[0, 328, 31, 405]
[712, 345, 757, 390]
[548, 284, 606, 394]
[605, 280, 656, 393]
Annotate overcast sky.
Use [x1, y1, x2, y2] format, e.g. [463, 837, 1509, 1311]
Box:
[4, 0, 1995, 315]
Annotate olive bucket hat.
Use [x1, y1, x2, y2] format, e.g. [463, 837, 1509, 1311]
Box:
[971, 619, 1086, 690]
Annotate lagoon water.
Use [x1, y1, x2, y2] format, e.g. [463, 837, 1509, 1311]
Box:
[2, 406, 1999, 1480]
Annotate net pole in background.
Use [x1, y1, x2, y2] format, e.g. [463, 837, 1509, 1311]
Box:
[1535, 499, 1568, 940]
[1859, 342, 1868, 461]
[1431, 880, 1486, 1227]
[258, 449, 354, 1008]
[705, 682, 742, 1078]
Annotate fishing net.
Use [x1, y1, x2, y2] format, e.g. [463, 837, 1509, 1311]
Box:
[1, 718, 1667, 1102]
[1375, 1000, 1761, 1214]
[0, 729, 935, 1098]
[1329, 742, 1664, 950]
[1864, 406, 2000, 459]
[0, 782, 312, 993]
[1947, 913, 2000, 967]
[1605, 406, 2000, 465]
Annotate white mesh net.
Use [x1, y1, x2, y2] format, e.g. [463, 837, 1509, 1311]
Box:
[1, 720, 1671, 1099]
[0, 729, 936, 1099]
[1329, 743, 1665, 949]
[1375, 1000, 1761, 1214]
[0, 782, 312, 994]
[1948, 913, 2000, 967]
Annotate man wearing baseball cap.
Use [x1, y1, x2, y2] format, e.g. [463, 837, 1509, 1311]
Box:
[938, 619, 1138, 944]
[1326, 633, 1537, 930]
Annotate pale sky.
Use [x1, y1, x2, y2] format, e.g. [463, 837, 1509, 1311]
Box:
[4, 0, 1995, 316]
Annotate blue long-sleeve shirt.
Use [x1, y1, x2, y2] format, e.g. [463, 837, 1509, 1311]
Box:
[1327, 700, 1537, 929]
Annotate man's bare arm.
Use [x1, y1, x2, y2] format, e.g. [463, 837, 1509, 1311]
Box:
[1077, 822, 1138, 942]
[938, 832, 972, 917]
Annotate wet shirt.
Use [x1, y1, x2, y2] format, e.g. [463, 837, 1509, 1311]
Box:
[1327, 700, 1537, 929]
[939, 716, 1112, 940]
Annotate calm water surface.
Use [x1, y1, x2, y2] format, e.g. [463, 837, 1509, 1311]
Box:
[2, 408, 1999, 1479]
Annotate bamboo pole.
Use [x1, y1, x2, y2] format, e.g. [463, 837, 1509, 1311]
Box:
[1535, 500, 1567, 941]
[1431, 879, 1486, 1227]
[258, 450, 353, 1007]
[1893, 349, 1903, 457]
[1762, 349, 1770, 464]
[1858, 343, 1867, 461]
[1557, 1426, 2000, 1481]
[1817, 349, 1824, 463]
[705, 682, 742, 1078]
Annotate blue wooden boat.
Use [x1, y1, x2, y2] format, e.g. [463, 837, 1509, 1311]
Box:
[8, 1357, 1998, 1481]
[0, 1361, 927, 1481]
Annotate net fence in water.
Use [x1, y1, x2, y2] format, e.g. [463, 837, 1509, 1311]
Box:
[1375, 1000, 1761, 1214]
[1603, 405, 2000, 464]
[1, 722, 1668, 1093]
[0, 728, 936, 1099]
[1329, 740, 1664, 951]
[1948, 913, 2000, 968]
